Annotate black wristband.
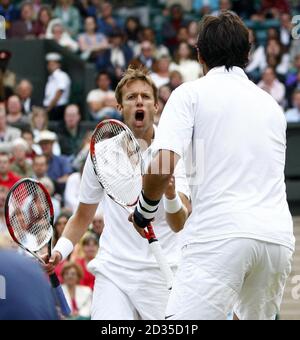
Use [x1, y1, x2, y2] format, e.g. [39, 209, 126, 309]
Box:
[133, 207, 153, 229]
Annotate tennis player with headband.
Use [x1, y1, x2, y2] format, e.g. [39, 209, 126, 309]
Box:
[43, 66, 191, 320]
[131, 12, 295, 320]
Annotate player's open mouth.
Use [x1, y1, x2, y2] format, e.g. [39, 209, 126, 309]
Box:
[135, 110, 145, 127]
[135, 110, 145, 122]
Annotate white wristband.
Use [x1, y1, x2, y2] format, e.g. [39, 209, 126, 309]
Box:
[163, 193, 183, 214]
[52, 237, 74, 261]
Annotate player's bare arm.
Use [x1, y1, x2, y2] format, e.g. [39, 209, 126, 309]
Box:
[164, 176, 191, 233]
[43, 202, 98, 275]
[132, 149, 180, 236]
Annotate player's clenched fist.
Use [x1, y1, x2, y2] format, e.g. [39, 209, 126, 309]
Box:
[41, 251, 62, 275]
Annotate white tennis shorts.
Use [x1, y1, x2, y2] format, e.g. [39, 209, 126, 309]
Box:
[165, 238, 293, 320]
[91, 267, 173, 320]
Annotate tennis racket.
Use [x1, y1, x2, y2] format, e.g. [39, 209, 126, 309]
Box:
[4, 178, 71, 317]
[90, 119, 174, 290]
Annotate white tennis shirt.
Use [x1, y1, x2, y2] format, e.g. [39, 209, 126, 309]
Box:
[79, 149, 190, 272]
[152, 66, 295, 251]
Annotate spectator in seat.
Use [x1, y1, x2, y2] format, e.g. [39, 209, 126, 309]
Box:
[92, 92, 121, 122]
[57, 104, 85, 158]
[286, 56, 300, 107]
[32, 154, 49, 181]
[162, 4, 188, 54]
[16, 79, 36, 115]
[87, 71, 115, 120]
[61, 262, 93, 320]
[76, 232, 99, 290]
[10, 138, 34, 178]
[265, 38, 290, 80]
[33, 5, 52, 38]
[38, 130, 72, 194]
[170, 42, 203, 82]
[30, 106, 61, 156]
[21, 129, 37, 161]
[124, 16, 142, 51]
[0, 152, 20, 189]
[130, 40, 156, 72]
[6, 95, 30, 128]
[9, 1, 36, 39]
[258, 67, 286, 107]
[151, 55, 171, 89]
[246, 29, 266, 83]
[137, 27, 170, 61]
[96, 1, 122, 37]
[40, 176, 61, 222]
[279, 13, 292, 49]
[53, 211, 72, 247]
[285, 89, 300, 123]
[168, 70, 184, 90]
[78, 16, 109, 61]
[96, 28, 133, 87]
[0, 105, 21, 153]
[50, 22, 79, 53]
[89, 213, 104, 240]
[0, 0, 19, 32]
[53, 0, 81, 38]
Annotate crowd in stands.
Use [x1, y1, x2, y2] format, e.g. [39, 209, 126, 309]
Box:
[1, 0, 300, 319]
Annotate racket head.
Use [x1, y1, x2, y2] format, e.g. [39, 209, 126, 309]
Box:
[5, 178, 54, 252]
[90, 119, 143, 208]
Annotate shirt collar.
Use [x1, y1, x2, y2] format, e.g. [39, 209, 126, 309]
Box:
[206, 66, 248, 80]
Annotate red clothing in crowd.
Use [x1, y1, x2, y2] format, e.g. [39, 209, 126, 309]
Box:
[55, 258, 95, 290]
[76, 258, 95, 290]
[0, 172, 20, 189]
[261, 0, 290, 14]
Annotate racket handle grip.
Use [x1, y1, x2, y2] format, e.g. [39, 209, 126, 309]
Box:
[50, 274, 71, 317]
[149, 240, 174, 290]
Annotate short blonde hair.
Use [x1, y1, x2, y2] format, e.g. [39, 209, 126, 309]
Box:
[115, 66, 158, 105]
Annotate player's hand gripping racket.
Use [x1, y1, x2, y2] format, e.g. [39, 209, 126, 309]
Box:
[4, 178, 71, 316]
[90, 119, 174, 289]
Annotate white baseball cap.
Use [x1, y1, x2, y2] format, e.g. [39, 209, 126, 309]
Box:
[38, 130, 57, 143]
[45, 52, 62, 62]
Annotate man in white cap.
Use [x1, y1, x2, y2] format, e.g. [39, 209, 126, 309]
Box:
[43, 53, 71, 121]
[38, 130, 72, 194]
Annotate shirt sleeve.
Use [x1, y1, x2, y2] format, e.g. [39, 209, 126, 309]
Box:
[79, 153, 105, 204]
[152, 83, 195, 158]
[173, 158, 191, 200]
[55, 72, 70, 92]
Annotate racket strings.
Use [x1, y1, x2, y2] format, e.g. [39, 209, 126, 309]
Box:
[92, 122, 142, 207]
[8, 181, 52, 251]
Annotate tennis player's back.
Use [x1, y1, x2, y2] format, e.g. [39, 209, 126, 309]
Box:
[181, 67, 294, 249]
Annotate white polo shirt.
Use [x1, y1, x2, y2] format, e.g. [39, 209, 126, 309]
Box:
[79, 150, 190, 272]
[152, 66, 295, 251]
[43, 69, 71, 107]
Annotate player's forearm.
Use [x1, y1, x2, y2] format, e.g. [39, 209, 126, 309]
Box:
[144, 150, 179, 201]
[61, 203, 98, 246]
[143, 174, 171, 201]
[165, 193, 191, 233]
[166, 206, 188, 233]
